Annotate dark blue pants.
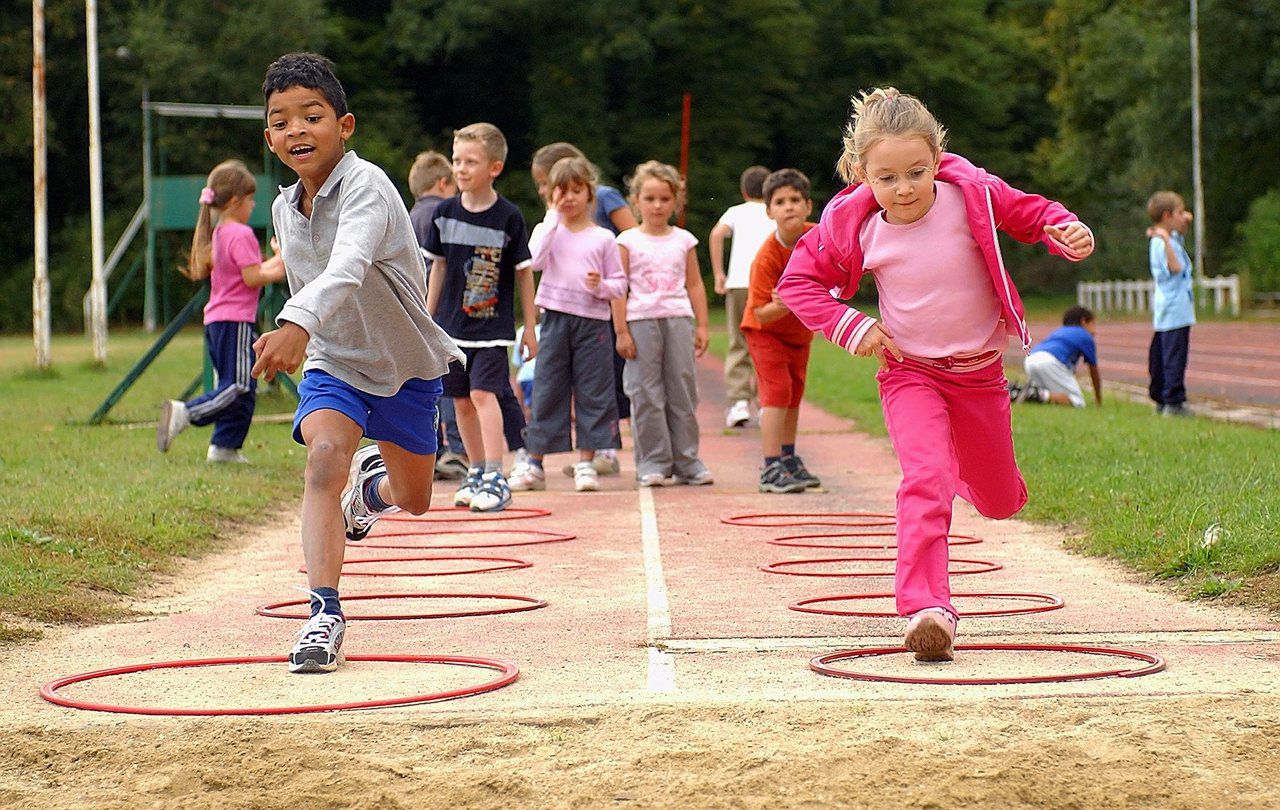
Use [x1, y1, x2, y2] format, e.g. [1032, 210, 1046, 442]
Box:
[186, 321, 258, 450]
[1148, 326, 1191, 407]
[526, 310, 621, 455]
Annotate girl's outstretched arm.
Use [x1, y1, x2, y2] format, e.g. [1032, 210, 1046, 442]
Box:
[986, 174, 1093, 261]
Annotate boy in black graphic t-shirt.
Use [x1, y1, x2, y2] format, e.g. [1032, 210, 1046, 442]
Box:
[425, 122, 538, 513]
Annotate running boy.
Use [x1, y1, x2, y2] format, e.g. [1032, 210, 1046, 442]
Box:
[425, 123, 538, 511]
[254, 53, 462, 673]
[740, 169, 820, 493]
[1017, 306, 1102, 407]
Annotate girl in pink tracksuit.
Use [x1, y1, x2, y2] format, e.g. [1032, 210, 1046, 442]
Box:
[777, 88, 1094, 662]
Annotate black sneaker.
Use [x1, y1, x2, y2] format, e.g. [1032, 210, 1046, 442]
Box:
[782, 455, 821, 489]
[1007, 381, 1023, 402]
[760, 459, 807, 494]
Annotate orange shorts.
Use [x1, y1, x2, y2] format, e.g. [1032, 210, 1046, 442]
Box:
[745, 330, 811, 409]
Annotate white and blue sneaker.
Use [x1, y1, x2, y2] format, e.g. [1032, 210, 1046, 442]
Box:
[454, 468, 484, 507]
[341, 444, 399, 542]
[470, 470, 512, 512]
[288, 612, 346, 673]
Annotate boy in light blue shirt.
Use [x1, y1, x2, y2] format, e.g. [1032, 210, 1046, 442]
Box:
[1146, 190, 1195, 417]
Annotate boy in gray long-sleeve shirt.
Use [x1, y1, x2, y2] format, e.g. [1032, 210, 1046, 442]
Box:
[253, 52, 462, 674]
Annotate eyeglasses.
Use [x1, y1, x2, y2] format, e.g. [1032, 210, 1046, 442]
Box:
[866, 166, 935, 189]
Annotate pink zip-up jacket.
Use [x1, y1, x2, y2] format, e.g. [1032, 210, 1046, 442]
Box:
[777, 152, 1089, 355]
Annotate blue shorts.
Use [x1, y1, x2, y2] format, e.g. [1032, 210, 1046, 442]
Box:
[293, 370, 443, 456]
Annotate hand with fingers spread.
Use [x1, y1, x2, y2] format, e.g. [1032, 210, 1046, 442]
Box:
[1044, 222, 1094, 259]
[252, 322, 309, 381]
[854, 322, 903, 365]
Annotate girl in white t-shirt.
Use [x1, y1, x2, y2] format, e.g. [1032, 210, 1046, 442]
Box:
[614, 161, 712, 486]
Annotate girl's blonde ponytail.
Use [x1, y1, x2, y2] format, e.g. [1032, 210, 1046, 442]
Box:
[181, 160, 256, 280]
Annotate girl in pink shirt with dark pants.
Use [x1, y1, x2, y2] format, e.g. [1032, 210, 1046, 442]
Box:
[156, 160, 284, 462]
[778, 89, 1094, 661]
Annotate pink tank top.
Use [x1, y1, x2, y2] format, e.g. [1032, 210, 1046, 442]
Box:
[204, 221, 262, 325]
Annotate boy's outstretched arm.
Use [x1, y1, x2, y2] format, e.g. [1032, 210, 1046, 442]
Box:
[252, 322, 309, 382]
[1088, 362, 1103, 406]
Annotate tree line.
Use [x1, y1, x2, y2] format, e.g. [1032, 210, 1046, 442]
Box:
[2, 0, 1277, 332]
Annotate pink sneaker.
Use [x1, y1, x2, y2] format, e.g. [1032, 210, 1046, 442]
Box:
[904, 608, 956, 662]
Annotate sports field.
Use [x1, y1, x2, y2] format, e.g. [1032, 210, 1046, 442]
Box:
[1, 341, 1277, 808]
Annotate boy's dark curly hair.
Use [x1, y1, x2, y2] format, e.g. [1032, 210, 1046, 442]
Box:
[262, 53, 348, 118]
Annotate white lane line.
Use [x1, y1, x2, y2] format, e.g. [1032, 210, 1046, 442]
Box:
[639, 486, 675, 692]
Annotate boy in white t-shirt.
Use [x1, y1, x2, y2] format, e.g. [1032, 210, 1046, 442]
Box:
[709, 165, 772, 428]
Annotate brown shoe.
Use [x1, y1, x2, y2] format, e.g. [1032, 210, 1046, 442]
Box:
[904, 608, 956, 662]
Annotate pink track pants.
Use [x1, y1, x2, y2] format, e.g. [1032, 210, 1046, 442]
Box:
[877, 356, 1027, 619]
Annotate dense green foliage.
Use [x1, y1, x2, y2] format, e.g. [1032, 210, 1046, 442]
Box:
[3, 0, 1279, 334]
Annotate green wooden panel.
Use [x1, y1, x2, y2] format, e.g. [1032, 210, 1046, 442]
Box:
[150, 175, 277, 231]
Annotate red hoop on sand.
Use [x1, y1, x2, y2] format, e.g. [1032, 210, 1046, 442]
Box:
[789, 592, 1064, 618]
[298, 556, 532, 577]
[378, 506, 550, 524]
[40, 655, 519, 716]
[352, 528, 575, 549]
[810, 643, 1165, 685]
[721, 511, 896, 528]
[759, 557, 1002, 577]
[768, 532, 982, 549]
[255, 593, 548, 620]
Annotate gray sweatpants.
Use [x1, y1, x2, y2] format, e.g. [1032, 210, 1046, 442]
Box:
[623, 317, 708, 479]
[525, 310, 621, 455]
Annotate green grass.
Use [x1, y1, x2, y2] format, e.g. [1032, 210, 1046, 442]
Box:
[0, 329, 302, 637]
[709, 305, 1280, 608]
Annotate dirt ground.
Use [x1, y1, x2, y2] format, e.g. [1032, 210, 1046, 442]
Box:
[2, 356, 1278, 809]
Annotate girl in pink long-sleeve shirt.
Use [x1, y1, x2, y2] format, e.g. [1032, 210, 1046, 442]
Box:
[777, 88, 1094, 662]
[509, 156, 628, 493]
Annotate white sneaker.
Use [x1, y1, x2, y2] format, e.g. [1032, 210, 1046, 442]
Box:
[470, 471, 512, 512]
[593, 449, 621, 476]
[574, 461, 599, 492]
[454, 468, 484, 506]
[341, 444, 400, 541]
[508, 463, 546, 491]
[726, 399, 751, 428]
[509, 447, 532, 478]
[156, 400, 190, 452]
[206, 445, 250, 464]
[288, 612, 346, 674]
[673, 468, 714, 486]
[638, 473, 668, 488]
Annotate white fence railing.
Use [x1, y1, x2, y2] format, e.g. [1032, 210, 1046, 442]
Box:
[1076, 275, 1240, 317]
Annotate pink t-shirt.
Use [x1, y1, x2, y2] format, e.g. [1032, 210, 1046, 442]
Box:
[859, 182, 1005, 359]
[616, 227, 697, 321]
[203, 221, 262, 325]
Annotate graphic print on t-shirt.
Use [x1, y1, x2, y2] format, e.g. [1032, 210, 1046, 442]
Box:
[463, 246, 502, 318]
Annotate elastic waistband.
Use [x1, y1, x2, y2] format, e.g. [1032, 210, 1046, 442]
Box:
[898, 349, 1002, 372]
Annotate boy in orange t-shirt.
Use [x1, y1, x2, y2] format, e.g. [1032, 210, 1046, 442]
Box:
[740, 169, 819, 494]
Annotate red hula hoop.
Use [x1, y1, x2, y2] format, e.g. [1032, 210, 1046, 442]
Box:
[721, 512, 897, 528]
[255, 593, 548, 620]
[298, 555, 532, 577]
[40, 654, 519, 716]
[810, 643, 1165, 685]
[768, 532, 982, 549]
[789, 592, 1065, 618]
[378, 506, 550, 525]
[759, 557, 1003, 577]
[354, 528, 575, 549]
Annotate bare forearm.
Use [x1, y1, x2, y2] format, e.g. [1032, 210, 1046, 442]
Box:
[516, 267, 537, 330]
[754, 302, 790, 324]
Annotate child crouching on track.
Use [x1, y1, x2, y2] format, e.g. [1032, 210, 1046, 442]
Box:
[778, 88, 1094, 662]
[740, 168, 821, 494]
[507, 156, 627, 492]
[613, 161, 713, 487]
[253, 53, 462, 673]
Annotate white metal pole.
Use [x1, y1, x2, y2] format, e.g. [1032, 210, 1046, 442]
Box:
[1190, 0, 1206, 289]
[33, 0, 51, 370]
[86, 0, 108, 362]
